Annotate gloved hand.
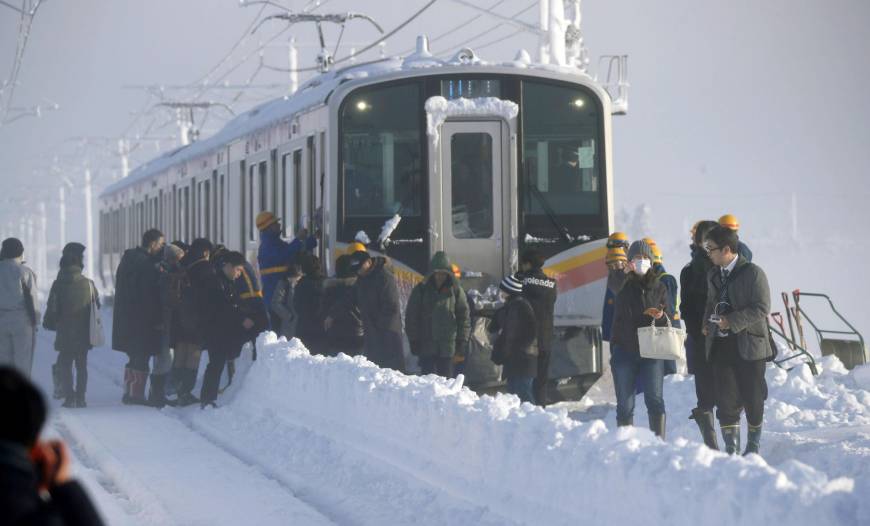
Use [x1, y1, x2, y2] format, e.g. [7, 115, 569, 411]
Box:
[454, 339, 467, 357]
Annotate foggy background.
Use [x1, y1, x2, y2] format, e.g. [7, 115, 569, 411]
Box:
[1, 0, 868, 342]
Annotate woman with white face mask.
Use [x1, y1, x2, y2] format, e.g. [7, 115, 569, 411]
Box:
[609, 240, 673, 438]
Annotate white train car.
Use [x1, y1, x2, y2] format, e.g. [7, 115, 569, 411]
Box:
[99, 38, 622, 399]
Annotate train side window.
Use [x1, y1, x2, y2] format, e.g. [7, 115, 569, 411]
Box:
[281, 153, 289, 236]
[258, 161, 268, 215]
[248, 164, 256, 242]
[340, 82, 423, 218]
[219, 174, 225, 243]
[204, 180, 211, 241]
[293, 150, 302, 234]
[183, 186, 190, 242]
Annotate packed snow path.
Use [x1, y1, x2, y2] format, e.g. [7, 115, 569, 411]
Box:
[30, 310, 870, 525]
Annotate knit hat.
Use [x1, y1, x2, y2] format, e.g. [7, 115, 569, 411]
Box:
[719, 214, 740, 231]
[499, 274, 524, 294]
[606, 232, 630, 250]
[429, 251, 451, 274]
[256, 211, 279, 231]
[163, 244, 184, 264]
[62, 242, 86, 258]
[627, 240, 653, 261]
[0, 238, 24, 260]
[606, 247, 627, 263]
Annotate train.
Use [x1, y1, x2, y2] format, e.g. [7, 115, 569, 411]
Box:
[98, 36, 623, 400]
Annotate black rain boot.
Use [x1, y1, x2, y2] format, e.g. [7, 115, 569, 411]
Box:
[721, 425, 741, 455]
[649, 413, 666, 439]
[62, 397, 76, 408]
[176, 369, 200, 406]
[147, 374, 172, 408]
[122, 367, 133, 404]
[52, 363, 64, 400]
[690, 408, 719, 450]
[616, 416, 633, 427]
[743, 424, 762, 456]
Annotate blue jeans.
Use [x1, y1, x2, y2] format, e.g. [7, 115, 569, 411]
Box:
[506, 376, 536, 404]
[610, 345, 665, 423]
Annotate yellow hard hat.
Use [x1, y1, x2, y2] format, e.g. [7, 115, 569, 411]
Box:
[642, 237, 657, 248]
[606, 247, 627, 263]
[651, 245, 663, 264]
[451, 263, 462, 278]
[607, 231, 630, 249]
[719, 214, 740, 231]
[347, 242, 367, 254]
[255, 211, 279, 231]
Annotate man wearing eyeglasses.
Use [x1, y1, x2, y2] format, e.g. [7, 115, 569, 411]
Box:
[701, 225, 772, 456]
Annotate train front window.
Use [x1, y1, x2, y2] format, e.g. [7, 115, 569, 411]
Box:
[521, 81, 604, 235]
[340, 83, 423, 217]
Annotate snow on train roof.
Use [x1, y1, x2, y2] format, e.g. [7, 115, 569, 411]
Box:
[100, 48, 591, 199]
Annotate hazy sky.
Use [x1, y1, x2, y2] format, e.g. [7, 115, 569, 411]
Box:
[2, 0, 869, 331]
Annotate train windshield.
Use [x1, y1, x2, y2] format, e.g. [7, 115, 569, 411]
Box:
[340, 83, 424, 217]
[521, 81, 605, 238]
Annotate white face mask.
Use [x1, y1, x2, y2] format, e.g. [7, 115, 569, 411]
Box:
[632, 258, 651, 276]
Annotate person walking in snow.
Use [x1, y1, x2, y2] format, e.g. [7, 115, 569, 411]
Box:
[609, 240, 672, 438]
[405, 251, 471, 378]
[321, 255, 364, 357]
[680, 220, 720, 449]
[112, 229, 165, 405]
[42, 245, 97, 408]
[255, 211, 316, 326]
[515, 249, 557, 406]
[0, 366, 106, 526]
[0, 238, 38, 379]
[197, 251, 255, 408]
[489, 274, 538, 404]
[702, 225, 772, 455]
[351, 251, 405, 373]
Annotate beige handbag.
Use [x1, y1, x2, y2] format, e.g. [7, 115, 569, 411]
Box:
[637, 313, 686, 361]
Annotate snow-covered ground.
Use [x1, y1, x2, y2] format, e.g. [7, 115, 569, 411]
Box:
[31, 309, 869, 525]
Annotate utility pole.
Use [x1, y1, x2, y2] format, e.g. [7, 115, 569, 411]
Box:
[289, 37, 299, 94]
[84, 168, 94, 281]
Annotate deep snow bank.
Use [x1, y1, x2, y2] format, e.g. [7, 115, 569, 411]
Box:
[227, 333, 861, 526]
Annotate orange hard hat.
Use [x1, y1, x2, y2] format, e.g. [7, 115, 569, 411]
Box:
[347, 242, 367, 254]
[606, 247, 628, 263]
[607, 231, 630, 249]
[719, 214, 740, 230]
[451, 263, 461, 278]
[255, 211, 279, 231]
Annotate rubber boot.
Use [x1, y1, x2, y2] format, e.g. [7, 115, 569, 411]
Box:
[148, 374, 169, 408]
[52, 363, 64, 400]
[176, 369, 200, 406]
[121, 367, 134, 404]
[616, 416, 633, 427]
[128, 370, 148, 405]
[721, 425, 741, 455]
[743, 424, 762, 456]
[691, 408, 719, 450]
[649, 413, 666, 439]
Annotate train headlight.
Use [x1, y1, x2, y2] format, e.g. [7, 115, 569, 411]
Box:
[356, 101, 370, 111]
[572, 98, 585, 108]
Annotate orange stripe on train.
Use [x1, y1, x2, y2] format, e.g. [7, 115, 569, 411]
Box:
[547, 257, 608, 293]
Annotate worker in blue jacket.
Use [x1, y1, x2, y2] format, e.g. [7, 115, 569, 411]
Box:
[255, 211, 316, 325]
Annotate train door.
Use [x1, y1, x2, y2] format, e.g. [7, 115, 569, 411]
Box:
[277, 139, 306, 239]
[434, 120, 509, 280]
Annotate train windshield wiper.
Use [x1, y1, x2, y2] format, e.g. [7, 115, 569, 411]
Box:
[527, 183, 574, 245]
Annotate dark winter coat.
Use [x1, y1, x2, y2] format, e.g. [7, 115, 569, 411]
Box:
[610, 271, 673, 356]
[703, 255, 772, 361]
[653, 264, 681, 328]
[405, 273, 470, 358]
[111, 247, 162, 355]
[236, 260, 270, 340]
[257, 229, 317, 310]
[680, 247, 713, 340]
[518, 268, 557, 354]
[355, 257, 403, 335]
[0, 441, 105, 526]
[738, 240, 753, 262]
[321, 277, 364, 352]
[43, 265, 95, 353]
[158, 262, 200, 350]
[294, 273, 326, 352]
[197, 268, 250, 359]
[490, 295, 538, 378]
[602, 268, 627, 342]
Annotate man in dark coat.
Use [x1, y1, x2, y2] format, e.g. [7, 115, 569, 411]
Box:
[0, 366, 105, 526]
[516, 249, 557, 405]
[489, 274, 539, 403]
[679, 220, 720, 449]
[196, 251, 254, 408]
[293, 253, 327, 355]
[404, 251, 470, 378]
[112, 229, 164, 405]
[702, 225, 772, 456]
[322, 255, 364, 357]
[350, 251, 405, 373]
